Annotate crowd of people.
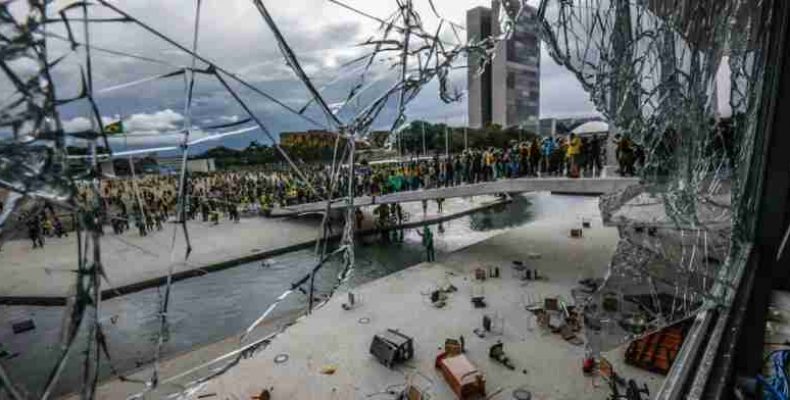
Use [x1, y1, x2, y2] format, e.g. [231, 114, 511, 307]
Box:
[18, 206, 69, 250]
[354, 134, 617, 197]
[13, 133, 641, 247]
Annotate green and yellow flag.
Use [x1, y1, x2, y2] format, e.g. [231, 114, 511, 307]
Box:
[105, 120, 124, 135]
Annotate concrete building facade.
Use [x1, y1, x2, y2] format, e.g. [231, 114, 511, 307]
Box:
[466, 6, 493, 129]
[467, 1, 540, 130]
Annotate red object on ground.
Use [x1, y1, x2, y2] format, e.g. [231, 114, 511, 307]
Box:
[435, 352, 447, 368]
[624, 320, 690, 375]
[582, 357, 596, 374]
[436, 353, 486, 399]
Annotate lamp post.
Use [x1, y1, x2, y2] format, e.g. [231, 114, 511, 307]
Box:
[421, 121, 427, 156]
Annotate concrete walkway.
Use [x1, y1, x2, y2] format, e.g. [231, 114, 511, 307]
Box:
[140, 197, 663, 400]
[0, 196, 504, 303]
[272, 176, 639, 216]
[0, 217, 321, 303]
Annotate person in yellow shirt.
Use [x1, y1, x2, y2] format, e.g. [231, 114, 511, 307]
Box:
[566, 133, 582, 177]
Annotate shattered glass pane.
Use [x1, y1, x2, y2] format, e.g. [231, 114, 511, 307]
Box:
[539, 0, 772, 352]
[0, 0, 778, 397]
[1, 0, 528, 397]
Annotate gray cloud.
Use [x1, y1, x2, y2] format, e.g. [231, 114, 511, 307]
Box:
[37, 0, 596, 151]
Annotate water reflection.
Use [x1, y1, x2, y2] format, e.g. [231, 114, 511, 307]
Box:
[469, 195, 533, 231]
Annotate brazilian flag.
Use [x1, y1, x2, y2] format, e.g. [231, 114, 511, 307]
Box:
[105, 120, 124, 135]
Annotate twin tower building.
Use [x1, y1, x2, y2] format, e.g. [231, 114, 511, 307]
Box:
[467, 1, 541, 131]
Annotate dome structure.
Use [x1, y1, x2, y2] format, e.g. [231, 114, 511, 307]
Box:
[571, 121, 609, 135]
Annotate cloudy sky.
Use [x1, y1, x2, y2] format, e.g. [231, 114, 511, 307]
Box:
[17, 0, 600, 152]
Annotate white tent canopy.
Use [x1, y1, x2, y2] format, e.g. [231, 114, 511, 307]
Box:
[571, 121, 609, 135]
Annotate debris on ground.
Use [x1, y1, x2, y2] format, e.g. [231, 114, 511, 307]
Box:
[341, 292, 357, 310]
[624, 320, 690, 374]
[273, 353, 289, 364]
[435, 352, 486, 399]
[513, 388, 532, 400]
[370, 329, 414, 368]
[475, 268, 487, 281]
[488, 266, 500, 278]
[428, 282, 457, 308]
[251, 388, 271, 400]
[320, 365, 336, 375]
[489, 341, 515, 370]
[471, 296, 486, 308]
[11, 319, 35, 334]
[444, 337, 465, 356]
[430, 290, 447, 308]
[471, 283, 486, 308]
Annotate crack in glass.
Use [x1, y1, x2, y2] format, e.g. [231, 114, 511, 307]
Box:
[538, 0, 772, 352]
[0, 0, 524, 398]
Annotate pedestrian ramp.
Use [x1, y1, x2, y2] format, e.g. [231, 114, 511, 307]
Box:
[272, 176, 640, 217]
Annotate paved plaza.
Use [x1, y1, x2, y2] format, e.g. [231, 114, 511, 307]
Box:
[180, 197, 665, 400]
[0, 196, 503, 301]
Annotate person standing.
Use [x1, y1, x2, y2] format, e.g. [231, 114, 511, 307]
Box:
[529, 139, 540, 176]
[590, 135, 602, 176]
[566, 133, 582, 177]
[355, 207, 364, 230]
[453, 155, 463, 186]
[53, 215, 67, 238]
[541, 137, 555, 175]
[28, 213, 44, 249]
[417, 225, 435, 262]
[394, 203, 405, 242]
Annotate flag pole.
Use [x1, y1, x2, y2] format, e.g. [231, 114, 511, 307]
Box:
[421, 121, 426, 156]
[123, 116, 147, 227]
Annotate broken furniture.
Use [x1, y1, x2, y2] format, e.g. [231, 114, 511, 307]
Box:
[488, 266, 500, 278]
[608, 377, 650, 400]
[370, 329, 414, 368]
[444, 337, 464, 356]
[471, 284, 486, 308]
[431, 290, 448, 308]
[435, 353, 486, 399]
[624, 320, 689, 374]
[489, 341, 515, 370]
[544, 298, 559, 312]
[512, 261, 526, 280]
[474, 268, 486, 281]
[428, 283, 458, 308]
[543, 297, 565, 332]
[342, 291, 359, 310]
[399, 371, 433, 400]
[512, 261, 540, 282]
[482, 313, 504, 335]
